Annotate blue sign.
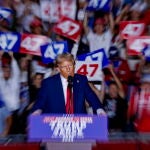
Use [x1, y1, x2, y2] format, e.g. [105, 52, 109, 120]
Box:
[86, 0, 111, 12]
[28, 114, 108, 142]
[0, 32, 21, 52]
[77, 48, 109, 69]
[41, 41, 68, 64]
[142, 45, 150, 62]
[0, 7, 14, 25]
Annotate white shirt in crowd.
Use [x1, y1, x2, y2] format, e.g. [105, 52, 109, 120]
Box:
[0, 59, 20, 112]
[87, 29, 112, 57]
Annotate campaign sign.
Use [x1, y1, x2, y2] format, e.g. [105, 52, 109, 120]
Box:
[75, 49, 108, 81]
[60, 0, 76, 20]
[86, 0, 111, 12]
[49, 0, 61, 23]
[20, 33, 49, 56]
[28, 114, 108, 142]
[0, 7, 14, 25]
[40, 0, 51, 22]
[41, 41, 68, 63]
[53, 16, 82, 42]
[142, 45, 150, 61]
[41, 0, 76, 23]
[0, 32, 21, 52]
[127, 36, 150, 56]
[119, 21, 145, 39]
[75, 61, 102, 81]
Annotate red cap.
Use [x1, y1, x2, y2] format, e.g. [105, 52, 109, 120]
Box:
[30, 18, 42, 27]
[1, 57, 11, 68]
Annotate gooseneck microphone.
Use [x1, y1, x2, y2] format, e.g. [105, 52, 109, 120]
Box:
[67, 75, 73, 88]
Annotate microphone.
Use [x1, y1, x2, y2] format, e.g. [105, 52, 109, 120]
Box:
[67, 75, 73, 88]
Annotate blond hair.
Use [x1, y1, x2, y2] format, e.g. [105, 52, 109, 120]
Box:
[54, 53, 75, 67]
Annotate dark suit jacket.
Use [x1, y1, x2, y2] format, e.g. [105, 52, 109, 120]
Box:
[32, 73, 102, 114]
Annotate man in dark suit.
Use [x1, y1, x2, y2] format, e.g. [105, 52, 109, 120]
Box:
[32, 53, 105, 114]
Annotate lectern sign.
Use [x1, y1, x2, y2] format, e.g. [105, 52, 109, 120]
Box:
[28, 114, 108, 142]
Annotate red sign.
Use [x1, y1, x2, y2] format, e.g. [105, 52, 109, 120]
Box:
[60, 0, 76, 20]
[41, 0, 51, 22]
[127, 36, 150, 55]
[40, 0, 76, 23]
[53, 16, 82, 42]
[20, 34, 49, 56]
[119, 21, 145, 39]
[75, 61, 103, 81]
[49, 0, 60, 23]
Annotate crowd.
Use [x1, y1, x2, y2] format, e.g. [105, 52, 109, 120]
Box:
[0, 0, 150, 137]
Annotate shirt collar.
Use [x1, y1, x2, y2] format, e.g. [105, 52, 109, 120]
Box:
[60, 75, 68, 84]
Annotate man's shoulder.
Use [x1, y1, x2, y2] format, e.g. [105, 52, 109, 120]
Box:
[43, 74, 60, 83]
[74, 74, 87, 80]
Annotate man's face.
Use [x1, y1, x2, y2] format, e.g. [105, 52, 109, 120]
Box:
[2, 67, 11, 80]
[94, 24, 104, 34]
[33, 74, 43, 88]
[109, 84, 118, 98]
[20, 57, 28, 70]
[141, 82, 150, 92]
[58, 60, 75, 79]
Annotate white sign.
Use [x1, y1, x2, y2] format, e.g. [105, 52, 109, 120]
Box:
[75, 61, 102, 81]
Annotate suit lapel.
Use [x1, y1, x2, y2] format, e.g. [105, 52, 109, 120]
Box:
[73, 75, 80, 113]
[56, 74, 66, 110]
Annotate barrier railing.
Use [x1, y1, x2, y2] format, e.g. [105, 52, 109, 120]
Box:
[1, 133, 150, 150]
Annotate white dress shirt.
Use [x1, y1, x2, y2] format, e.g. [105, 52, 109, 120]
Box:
[60, 75, 68, 105]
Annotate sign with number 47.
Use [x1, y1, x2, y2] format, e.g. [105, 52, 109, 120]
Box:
[75, 61, 103, 81]
[53, 16, 82, 42]
[0, 32, 21, 52]
[41, 41, 68, 63]
[20, 34, 49, 56]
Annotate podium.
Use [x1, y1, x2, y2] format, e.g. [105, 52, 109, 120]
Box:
[45, 141, 95, 150]
[28, 114, 108, 150]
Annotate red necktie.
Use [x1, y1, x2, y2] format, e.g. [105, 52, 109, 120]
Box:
[66, 83, 74, 114]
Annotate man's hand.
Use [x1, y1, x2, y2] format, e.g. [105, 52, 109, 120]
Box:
[8, 51, 14, 59]
[97, 108, 106, 116]
[32, 109, 42, 115]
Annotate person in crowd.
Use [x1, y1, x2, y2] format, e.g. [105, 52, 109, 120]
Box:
[89, 64, 127, 131]
[103, 65, 127, 131]
[29, 16, 52, 79]
[31, 53, 105, 115]
[18, 54, 32, 114]
[0, 0, 15, 31]
[0, 51, 20, 134]
[8, 54, 32, 134]
[29, 72, 44, 110]
[83, 11, 114, 57]
[29, 16, 44, 35]
[12, 72, 44, 134]
[76, 0, 87, 23]
[104, 45, 131, 94]
[115, 1, 148, 23]
[0, 51, 20, 113]
[128, 74, 150, 132]
[135, 55, 150, 81]
[111, 0, 124, 18]
[0, 91, 12, 137]
[13, 0, 41, 32]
